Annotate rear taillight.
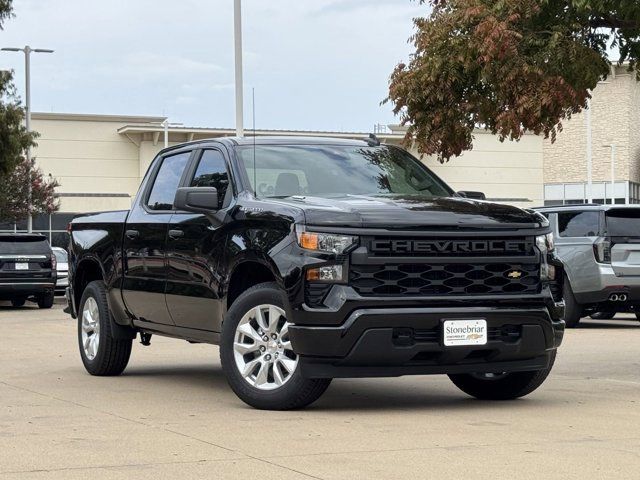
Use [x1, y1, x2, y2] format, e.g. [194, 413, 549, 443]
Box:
[594, 237, 611, 264]
[51, 253, 57, 270]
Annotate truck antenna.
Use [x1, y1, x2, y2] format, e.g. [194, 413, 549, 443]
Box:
[252, 87, 257, 194]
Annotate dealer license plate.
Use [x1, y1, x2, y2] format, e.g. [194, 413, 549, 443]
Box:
[15, 263, 29, 270]
[443, 319, 487, 347]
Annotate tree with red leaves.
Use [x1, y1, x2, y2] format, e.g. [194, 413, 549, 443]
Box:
[0, 159, 60, 223]
[387, 0, 640, 162]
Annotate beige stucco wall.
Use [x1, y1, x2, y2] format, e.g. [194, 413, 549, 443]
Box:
[544, 66, 640, 185]
[31, 113, 164, 213]
[30, 113, 543, 214]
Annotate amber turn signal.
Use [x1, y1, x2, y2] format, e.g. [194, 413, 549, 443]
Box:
[299, 232, 319, 250]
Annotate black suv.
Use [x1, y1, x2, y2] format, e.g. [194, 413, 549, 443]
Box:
[0, 233, 56, 308]
[66, 137, 565, 410]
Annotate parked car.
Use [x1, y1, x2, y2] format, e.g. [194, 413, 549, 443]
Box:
[66, 137, 565, 410]
[0, 233, 56, 308]
[52, 247, 69, 296]
[535, 204, 640, 327]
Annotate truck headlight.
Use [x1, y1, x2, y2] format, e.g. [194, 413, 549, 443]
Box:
[536, 233, 555, 254]
[298, 232, 358, 254]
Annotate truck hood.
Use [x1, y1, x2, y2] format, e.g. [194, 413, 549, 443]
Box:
[274, 195, 545, 230]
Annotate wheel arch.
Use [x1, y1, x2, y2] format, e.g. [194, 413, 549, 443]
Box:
[226, 258, 282, 312]
[73, 257, 105, 310]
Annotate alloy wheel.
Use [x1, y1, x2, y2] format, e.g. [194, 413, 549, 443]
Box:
[233, 304, 298, 391]
[81, 297, 100, 360]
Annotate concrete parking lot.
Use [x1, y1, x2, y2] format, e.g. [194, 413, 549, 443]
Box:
[1, 303, 639, 480]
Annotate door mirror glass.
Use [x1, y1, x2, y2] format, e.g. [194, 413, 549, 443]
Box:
[174, 187, 219, 213]
[457, 191, 486, 200]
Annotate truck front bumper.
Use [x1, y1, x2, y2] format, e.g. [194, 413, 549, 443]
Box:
[289, 287, 564, 379]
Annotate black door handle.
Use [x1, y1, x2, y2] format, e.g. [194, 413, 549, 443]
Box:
[168, 229, 184, 239]
[125, 229, 139, 239]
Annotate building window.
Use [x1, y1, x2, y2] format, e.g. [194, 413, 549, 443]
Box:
[544, 181, 637, 206]
[0, 213, 77, 249]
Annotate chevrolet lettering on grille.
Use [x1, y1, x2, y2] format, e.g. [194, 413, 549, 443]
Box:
[369, 239, 534, 255]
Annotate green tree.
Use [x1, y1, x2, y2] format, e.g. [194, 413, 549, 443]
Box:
[387, 0, 640, 161]
[0, 0, 58, 223]
[0, 1, 37, 176]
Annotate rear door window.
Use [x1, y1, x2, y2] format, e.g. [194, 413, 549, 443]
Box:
[557, 211, 600, 237]
[147, 152, 191, 211]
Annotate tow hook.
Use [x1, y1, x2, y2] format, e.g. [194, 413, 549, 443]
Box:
[140, 332, 152, 346]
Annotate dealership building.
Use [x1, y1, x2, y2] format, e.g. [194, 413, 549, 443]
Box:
[1, 65, 638, 247]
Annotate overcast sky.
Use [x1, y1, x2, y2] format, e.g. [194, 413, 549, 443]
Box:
[0, 0, 427, 132]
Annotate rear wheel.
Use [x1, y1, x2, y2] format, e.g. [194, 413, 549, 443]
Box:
[37, 291, 54, 309]
[220, 282, 331, 410]
[562, 278, 582, 328]
[11, 298, 26, 307]
[449, 351, 557, 400]
[590, 311, 616, 320]
[78, 280, 132, 376]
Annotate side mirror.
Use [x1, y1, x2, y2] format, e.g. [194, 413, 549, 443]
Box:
[457, 191, 486, 201]
[174, 187, 219, 213]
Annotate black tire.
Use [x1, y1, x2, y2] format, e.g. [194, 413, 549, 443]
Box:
[11, 298, 26, 307]
[220, 282, 331, 410]
[636, 313, 640, 321]
[449, 350, 557, 400]
[37, 291, 55, 309]
[78, 280, 132, 376]
[562, 278, 582, 328]
[590, 311, 616, 320]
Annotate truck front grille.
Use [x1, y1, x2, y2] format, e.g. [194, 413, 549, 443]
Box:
[350, 262, 540, 297]
[366, 236, 536, 258]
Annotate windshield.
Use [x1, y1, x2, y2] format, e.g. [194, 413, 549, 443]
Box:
[238, 145, 453, 199]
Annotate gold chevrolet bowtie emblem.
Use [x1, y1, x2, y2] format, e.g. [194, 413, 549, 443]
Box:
[507, 270, 523, 279]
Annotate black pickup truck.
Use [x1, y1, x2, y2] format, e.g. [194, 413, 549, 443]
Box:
[66, 136, 565, 410]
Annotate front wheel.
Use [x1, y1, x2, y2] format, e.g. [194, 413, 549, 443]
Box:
[220, 282, 331, 410]
[448, 351, 556, 400]
[78, 280, 132, 376]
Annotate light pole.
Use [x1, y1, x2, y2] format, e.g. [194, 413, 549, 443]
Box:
[585, 95, 593, 203]
[234, 0, 244, 137]
[1, 46, 54, 233]
[163, 119, 169, 148]
[603, 144, 616, 205]
[159, 120, 183, 149]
